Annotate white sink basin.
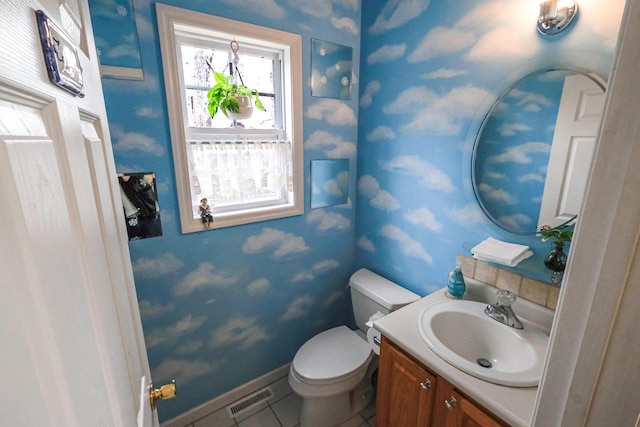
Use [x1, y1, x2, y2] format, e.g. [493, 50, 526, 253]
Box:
[418, 300, 549, 387]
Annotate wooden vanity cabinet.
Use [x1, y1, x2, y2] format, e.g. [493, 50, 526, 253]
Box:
[376, 335, 437, 426]
[377, 337, 507, 427]
[433, 377, 506, 427]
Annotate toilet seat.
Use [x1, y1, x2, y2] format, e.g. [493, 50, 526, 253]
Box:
[292, 326, 372, 384]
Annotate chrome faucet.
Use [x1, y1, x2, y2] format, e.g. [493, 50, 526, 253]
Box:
[484, 290, 523, 329]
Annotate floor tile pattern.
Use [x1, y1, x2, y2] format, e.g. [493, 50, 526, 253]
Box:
[189, 377, 376, 427]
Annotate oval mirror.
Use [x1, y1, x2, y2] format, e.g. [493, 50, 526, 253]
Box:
[472, 69, 606, 235]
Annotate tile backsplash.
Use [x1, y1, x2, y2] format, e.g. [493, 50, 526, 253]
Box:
[456, 254, 560, 310]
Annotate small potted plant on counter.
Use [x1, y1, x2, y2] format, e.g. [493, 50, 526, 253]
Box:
[207, 71, 266, 121]
[539, 223, 573, 284]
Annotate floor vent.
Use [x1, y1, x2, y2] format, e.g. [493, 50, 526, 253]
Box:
[226, 387, 273, 418]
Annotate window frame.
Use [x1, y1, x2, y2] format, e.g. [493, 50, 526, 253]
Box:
[176, 35, 282, 131]
[156, 4, 304, 233]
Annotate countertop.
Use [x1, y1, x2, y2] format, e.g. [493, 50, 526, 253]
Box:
[374, 278, 553, 427]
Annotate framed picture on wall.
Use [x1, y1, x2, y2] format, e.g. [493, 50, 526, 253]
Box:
[118, 172, 162, 240]
[88, 0, 144, 80]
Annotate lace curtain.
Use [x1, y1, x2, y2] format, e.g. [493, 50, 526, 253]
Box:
[186, 140, 293, 215]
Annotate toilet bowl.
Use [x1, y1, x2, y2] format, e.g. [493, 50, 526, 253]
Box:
[288, 269, 420, 427]
[289, 326, 376, 427]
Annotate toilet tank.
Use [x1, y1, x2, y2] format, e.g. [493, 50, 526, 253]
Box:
[349, 268, 420, 332]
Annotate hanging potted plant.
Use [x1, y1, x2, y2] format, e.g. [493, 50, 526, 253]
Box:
[207, 71, 266, 121]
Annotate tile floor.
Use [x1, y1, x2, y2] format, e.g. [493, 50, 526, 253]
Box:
[188, 376, 376, 427]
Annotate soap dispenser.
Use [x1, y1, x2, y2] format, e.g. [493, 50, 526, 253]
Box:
[447, 263, 466, 298]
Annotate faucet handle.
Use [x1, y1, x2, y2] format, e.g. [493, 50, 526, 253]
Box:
[496, 289, 517, 306]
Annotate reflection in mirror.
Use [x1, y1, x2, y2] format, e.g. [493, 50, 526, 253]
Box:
[472, 69, 606, 234]
[119, 172, 162, 240]
[311, 39, 353, 100]
[311, 159, 350, 209]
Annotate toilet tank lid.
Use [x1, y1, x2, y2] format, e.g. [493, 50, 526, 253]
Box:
[349, 268, 420, 310]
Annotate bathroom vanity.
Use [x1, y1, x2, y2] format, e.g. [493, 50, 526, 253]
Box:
[377, 337, 506, 426]
[374, 278, 553, 427]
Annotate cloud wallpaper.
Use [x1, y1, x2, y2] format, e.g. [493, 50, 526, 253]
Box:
[89, 0, 624, 421]
[356, 0, 623, 292]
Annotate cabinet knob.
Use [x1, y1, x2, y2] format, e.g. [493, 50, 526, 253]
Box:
[445, 396, 458, 411]
[419, 379, 432, 390]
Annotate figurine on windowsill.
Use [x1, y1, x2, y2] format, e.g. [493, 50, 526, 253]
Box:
[199, 198, 213, 228]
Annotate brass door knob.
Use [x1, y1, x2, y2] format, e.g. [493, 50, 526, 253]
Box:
[150, 380, 177, 410]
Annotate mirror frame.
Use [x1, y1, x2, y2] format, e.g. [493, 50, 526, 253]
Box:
[471, 67, 606, 235]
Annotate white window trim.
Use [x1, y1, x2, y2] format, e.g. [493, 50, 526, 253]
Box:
[156, 4, 304, 233]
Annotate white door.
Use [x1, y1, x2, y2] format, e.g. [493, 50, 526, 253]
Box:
[0, 1, 157, 426]
[537, 73, 606, 230]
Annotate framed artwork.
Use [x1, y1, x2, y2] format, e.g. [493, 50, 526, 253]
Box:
[88, 0, 144, 80]
[118, 172, 162, 240]
[311, 159, 350, 209]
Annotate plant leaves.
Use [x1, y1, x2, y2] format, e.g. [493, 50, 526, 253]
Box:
[207, 102, 218, 118]
[207, 71, 267, 118]
[213, 71, 229, 86]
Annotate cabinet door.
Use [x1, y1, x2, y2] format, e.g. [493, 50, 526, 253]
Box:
[377, 338, 437, 427]
[436, 384, 506, 427]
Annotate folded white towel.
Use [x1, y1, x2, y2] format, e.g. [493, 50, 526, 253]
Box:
[473, 250, 533, 267]
[471, 237, 532, 267]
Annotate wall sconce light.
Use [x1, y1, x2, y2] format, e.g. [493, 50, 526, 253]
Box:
[537, 0, 578, 35]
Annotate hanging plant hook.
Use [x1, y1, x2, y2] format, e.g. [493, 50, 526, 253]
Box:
[230, 40, 240, 58]
[207, 39, 266, 120]
[229, 40, 246, 86]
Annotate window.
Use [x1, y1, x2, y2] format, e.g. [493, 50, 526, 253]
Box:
[156, 4, 303, 233]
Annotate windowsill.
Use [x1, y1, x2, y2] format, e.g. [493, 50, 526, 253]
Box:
[182, 202, 303, 233]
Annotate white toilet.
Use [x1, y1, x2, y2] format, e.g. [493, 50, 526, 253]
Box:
[288, 268, 420, 427]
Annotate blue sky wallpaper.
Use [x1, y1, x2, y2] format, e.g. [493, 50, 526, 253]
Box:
[89, 0, 624, 421]
[355, 0, 622, 293]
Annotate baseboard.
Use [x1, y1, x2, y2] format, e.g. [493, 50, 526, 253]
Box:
[161, 363, 291, 427]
